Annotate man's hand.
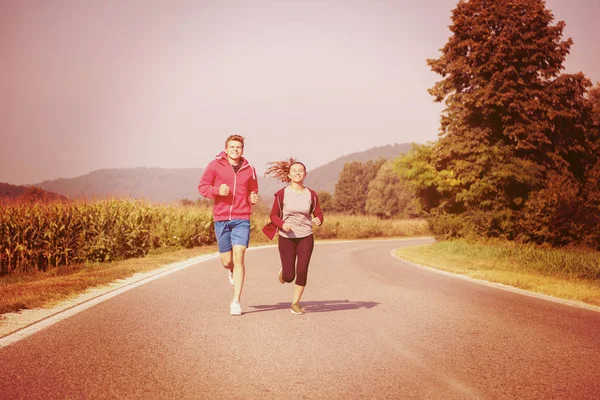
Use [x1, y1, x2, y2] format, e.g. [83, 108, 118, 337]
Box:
[250, 191, 259, 204]
[219, 184, 230, 196]
[282, 223, 292, 232]
[312, 217, 322, 226]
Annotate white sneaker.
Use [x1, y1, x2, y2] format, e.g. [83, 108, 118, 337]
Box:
[230, 300, 242, 316]
[228, 270, 234, 285]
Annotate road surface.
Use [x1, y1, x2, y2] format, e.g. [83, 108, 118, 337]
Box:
[1, 238, 599, 399]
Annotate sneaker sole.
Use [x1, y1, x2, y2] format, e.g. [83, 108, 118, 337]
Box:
[230, 301, 242, 316]
[290, 309, 305, 315]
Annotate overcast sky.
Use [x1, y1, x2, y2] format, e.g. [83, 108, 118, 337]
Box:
[1, 0, 599, 185]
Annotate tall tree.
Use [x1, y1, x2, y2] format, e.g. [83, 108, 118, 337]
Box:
[423, 0, 596, 239]
[316, 191, 334, 213]
[366, 160, 416, 218]
[578, 83, 600, 248]
[334, 159, 385, 214]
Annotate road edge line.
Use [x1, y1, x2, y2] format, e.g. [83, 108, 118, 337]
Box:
[391, 250, 600, 314]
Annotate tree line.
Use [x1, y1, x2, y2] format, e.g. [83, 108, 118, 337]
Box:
[324, 0, 600, 250]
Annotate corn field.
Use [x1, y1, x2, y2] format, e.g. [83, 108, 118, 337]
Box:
[0, 200, 430, 276]
[0, 199, 215, 275]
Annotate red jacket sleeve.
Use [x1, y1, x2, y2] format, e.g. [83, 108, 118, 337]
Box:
[312, 190, 324, 224]
[261, 191, 283, 240]
[269, 194, 284, 228]
[198, 163, 219, 199]
[248, 166, 259, 199]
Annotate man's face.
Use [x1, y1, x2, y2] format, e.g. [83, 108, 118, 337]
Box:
[225, 140, 243, 163]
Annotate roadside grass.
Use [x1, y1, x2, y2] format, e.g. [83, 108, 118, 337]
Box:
[313, 213, 430, 239]
[395, 239, 600, 307]
[0, 245, 218, 316]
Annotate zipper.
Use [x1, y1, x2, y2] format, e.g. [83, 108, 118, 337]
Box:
[229, 163, 236, 220]
[227, 162, 252, 220]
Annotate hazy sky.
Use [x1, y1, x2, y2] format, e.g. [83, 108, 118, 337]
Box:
[1, 0, 599, 185]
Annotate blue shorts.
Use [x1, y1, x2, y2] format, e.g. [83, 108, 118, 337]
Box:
[214, 219, 251, 253]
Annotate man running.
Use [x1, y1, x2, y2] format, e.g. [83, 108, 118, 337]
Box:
[198, 134, 259, 315]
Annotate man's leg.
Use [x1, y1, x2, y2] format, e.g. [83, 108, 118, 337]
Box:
[215, 220, 235, 283]
[220, 252, 233, 271]
[232, 245, 246, 302]
[220, 251, 234, 285]
[229, 220, 250, 314]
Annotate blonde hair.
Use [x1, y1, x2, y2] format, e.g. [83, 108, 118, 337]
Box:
[225, 134, 245, 149]
[265, 157, 306, 183]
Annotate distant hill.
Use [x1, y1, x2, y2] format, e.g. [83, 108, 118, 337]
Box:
[35, 168, 207, 203]
[30, 143, 414, 203]
[32, 167, 284, 204]
[0, 182, 68, 203]
[305, 143, 414, 194]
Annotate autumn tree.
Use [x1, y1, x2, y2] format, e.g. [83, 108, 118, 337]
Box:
[18, 187, 67, 204]
[365, 160, 416, 218]
[420, 0, 598, 240]
[578, 83, 600, 248]
[317, 191, 334, 213]
[334, 159, 386, 214]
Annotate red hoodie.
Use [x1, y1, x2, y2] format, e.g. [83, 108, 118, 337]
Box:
[198, 151, 259, 221]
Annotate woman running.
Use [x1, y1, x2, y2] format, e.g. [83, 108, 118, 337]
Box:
[262, 158, 324, 315]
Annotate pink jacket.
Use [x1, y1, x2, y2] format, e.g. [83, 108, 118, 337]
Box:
[262, 186, 324, 240]
[198, 151, 259, 221]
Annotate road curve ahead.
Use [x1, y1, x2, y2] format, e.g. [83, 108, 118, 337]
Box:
[1, 238, 599, 399]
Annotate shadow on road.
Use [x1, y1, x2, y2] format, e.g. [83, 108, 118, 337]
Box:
[246, 299, 380, 314]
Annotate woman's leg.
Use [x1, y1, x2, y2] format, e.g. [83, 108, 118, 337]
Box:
[292, 284, 305, 308]
[278, 236, 297, 283]
[292, 235, 315, 311]
[294, 234, 314, 287]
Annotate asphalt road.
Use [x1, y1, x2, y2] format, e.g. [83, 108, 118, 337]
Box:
[1, 238, 599, 399]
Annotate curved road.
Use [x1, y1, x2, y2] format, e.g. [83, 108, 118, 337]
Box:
[1, 238, 599, 399]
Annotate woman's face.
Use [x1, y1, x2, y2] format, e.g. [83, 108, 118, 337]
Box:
[288, 163, 306, 184]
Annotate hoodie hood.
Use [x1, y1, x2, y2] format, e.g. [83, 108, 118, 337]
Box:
[215, 151, 256, 180]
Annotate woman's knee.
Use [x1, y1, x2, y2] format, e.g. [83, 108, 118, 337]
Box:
[282, 269, 296, 283]
[295, 273, 308, 286]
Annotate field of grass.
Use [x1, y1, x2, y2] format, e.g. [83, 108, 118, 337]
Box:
[0, 199, 428, 316]
[4, 198, 599, 317]
[0, 199, 216, 275]
[395, 239, 600, 307]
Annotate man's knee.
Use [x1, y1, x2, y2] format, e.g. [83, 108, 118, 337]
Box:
[232, 245, 246, 264]
[220, 252, 233, 269]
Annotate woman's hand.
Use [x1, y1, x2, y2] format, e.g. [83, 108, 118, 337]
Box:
[311, 217, 322, 226]
[282, 223, 292, 232]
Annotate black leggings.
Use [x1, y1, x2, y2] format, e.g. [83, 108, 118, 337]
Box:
[278, 234, 314, 287]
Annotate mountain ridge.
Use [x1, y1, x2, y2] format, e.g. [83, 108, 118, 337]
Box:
[30, 143, 415, 203]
